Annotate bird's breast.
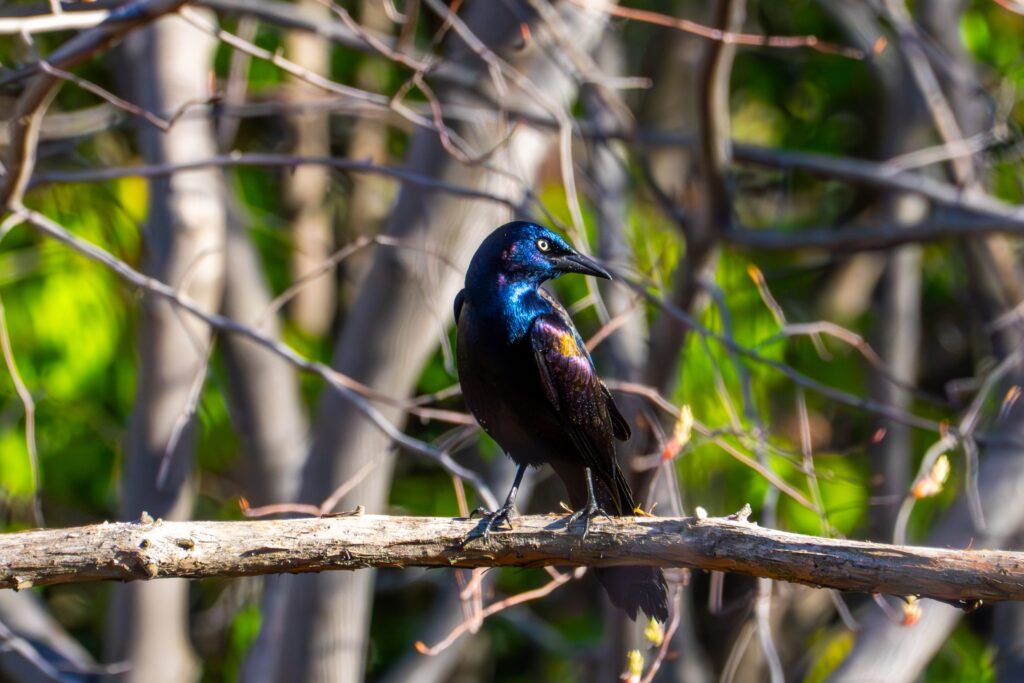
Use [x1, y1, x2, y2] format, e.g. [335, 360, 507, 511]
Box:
[456, 302, 572, 467]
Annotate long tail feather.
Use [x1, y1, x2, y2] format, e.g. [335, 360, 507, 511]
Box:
[602, 463, 669, 621]
[596, 566, 669, 622]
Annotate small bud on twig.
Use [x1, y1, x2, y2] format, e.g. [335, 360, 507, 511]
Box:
[912, 454, 950, 499]
[621, 649, 644, 683]
[644, 617, 665, 647]
[661, 405, 693, 461]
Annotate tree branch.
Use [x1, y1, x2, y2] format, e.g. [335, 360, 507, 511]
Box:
[1, 514, 1020, 605]
[0, 0, 191, 212]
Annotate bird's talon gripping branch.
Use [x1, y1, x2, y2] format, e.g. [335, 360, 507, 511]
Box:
[480, 505, 516, 535]
[565, 467, 613, 539]
[466, 463, 526, 540]
[566, 502, 612, 540]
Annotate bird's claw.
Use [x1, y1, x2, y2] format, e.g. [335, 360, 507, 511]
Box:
[468, 502, 516, 538]
[565, 502, 612, 539]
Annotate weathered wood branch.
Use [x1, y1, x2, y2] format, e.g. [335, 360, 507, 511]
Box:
[1, 514, 1021, 605]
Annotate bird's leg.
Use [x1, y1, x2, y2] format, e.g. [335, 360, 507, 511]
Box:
[566, 467, 612, 539]
[470, 462, 526, 535]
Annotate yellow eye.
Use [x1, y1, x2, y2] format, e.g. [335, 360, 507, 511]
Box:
[537, 238, 550, 252]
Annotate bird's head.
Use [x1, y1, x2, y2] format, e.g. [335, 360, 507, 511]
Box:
[466, 221, 611, 287]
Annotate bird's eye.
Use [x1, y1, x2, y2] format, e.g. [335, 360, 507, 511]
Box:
[536, 238, 550, 252]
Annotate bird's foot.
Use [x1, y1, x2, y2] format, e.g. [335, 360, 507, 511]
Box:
[565, 501, 612, 540]
[468, 502, 516, 537]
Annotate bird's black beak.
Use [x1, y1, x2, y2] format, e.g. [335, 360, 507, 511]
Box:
[552, 252, 612, 280]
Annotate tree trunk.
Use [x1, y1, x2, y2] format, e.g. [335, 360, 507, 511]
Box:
[376, 457, 536, 683]
[106, 13, 226, 683]
[824, 0, 929, 541]
[828, 2, 1023, 676]
[339, 0, 394, 303]
[283, 0, 336, 336]
[221, 207, 310, 506]
[245, 3, 614, 681]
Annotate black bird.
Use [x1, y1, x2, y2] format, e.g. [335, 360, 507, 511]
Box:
[455, 221, 669, 622]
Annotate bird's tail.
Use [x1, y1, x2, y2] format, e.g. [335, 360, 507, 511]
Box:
[552, 460, 671, 621]
[595, 566, 669, 622]
[594, 463, 670, 622]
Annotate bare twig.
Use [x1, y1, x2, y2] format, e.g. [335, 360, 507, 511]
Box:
[29, 153, 518, 209]
[0, 9, 110, 35]
[35, 59, 213, 133]
[576, 0, 864, 59]
[0, 294, 41, 528]
[241, 459, 378, 518]
[415, 567, 580, 656]
[640, 586, 682, 683]
[0, 619, 65, 683]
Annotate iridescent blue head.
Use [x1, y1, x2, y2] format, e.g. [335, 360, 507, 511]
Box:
[464, 221, 611, 341]
[466, 221, 611, 287]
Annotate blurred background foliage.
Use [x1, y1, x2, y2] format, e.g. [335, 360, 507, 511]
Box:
[2, 0, 1024, 681]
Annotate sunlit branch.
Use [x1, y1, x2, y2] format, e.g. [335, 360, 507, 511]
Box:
[0, 514, 1018, 608]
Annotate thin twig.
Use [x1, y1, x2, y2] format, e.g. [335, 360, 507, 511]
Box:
[1, 0, 192, 211]
[415, 568, 580, 656]
[577, 0, 864, 59]
[0, 293, 42, 528]
[242, 459, 379, 517]
[0, 10, 110, 35]
[30, 153, 518, 209]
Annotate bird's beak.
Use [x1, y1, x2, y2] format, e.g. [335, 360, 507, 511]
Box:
[552, 252, 612, 280]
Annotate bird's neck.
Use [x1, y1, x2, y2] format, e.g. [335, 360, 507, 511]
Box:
[476, 275, 551, 343]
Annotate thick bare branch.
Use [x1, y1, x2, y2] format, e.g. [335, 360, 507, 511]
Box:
[1, 515, 1021, 605]
[726, 217, 1024, 252]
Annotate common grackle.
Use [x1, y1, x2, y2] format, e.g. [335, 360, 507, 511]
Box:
[455, 221, 669, 622]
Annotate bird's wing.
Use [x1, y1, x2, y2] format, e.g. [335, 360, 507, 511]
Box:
[602, 383, 631, 441]
[454, 289, 466, 323]
[530, 312, 631, 512]
[538, 288, 630, 441]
